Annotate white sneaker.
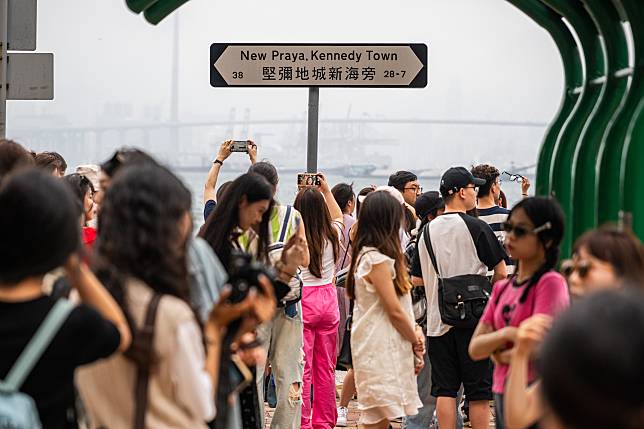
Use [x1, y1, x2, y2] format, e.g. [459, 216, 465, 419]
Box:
[337, 406, 348, 427]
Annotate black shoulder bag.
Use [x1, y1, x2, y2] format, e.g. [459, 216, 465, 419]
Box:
[423, 226, 492, 329]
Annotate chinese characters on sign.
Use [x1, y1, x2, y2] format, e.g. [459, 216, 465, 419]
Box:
[210, 44, 427, 88]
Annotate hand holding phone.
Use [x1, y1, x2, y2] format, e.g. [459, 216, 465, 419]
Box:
[297, 173, 321, 188]
[231, 140, 249, 153]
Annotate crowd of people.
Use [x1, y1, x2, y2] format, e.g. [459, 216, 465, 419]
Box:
[1, 137, 644, 429]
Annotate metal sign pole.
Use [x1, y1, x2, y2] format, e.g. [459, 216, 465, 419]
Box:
[0, 0, 8, 138]
[307, 87, 319, 173]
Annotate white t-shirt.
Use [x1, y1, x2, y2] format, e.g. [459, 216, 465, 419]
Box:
[411, 212, 506, 337]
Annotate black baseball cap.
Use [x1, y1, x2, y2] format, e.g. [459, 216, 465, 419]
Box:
[440, 167, 486, 197]
[415, 191, 445, 219]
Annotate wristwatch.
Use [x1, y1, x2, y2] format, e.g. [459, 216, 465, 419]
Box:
[213, 159, 224, 166]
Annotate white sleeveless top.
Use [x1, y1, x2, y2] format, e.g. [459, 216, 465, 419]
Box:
[300, 223, 343, 286]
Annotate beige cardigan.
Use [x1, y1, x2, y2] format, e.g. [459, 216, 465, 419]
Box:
[77, 279, 213, 429]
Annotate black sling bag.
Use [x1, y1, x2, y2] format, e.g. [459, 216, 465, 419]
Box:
[423, 226, 492, 329]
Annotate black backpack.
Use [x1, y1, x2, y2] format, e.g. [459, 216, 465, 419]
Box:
[405, 229, 428, 328]
[422, 225, 492, 329]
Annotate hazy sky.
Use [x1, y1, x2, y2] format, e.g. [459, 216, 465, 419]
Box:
[8, 0, 565, 170]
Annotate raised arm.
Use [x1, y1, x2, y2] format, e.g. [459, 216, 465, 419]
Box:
[317, 173, 343, 223]
[65, 255, 131, 352]
[203, 140, 233, 205]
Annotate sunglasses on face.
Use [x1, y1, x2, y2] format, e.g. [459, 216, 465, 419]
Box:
[560, 259, 592, 279]
[502, 221, 552, 238]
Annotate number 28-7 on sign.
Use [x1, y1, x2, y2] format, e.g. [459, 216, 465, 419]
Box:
[210, 44, 427, 88]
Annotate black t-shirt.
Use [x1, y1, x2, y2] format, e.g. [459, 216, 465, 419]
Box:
[0, 295, 121, 429]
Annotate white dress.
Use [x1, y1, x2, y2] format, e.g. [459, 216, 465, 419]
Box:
[351, 248, 422, 424]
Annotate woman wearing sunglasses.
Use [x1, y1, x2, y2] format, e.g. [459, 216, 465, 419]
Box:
[563, 226, 644, 298]
[468, 197, 570, 429]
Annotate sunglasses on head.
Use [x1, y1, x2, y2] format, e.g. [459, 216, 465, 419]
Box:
[560, 259, 592, 279]
[502, 221, 552, 238]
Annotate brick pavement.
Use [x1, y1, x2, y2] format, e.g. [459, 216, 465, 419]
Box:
[264, 378, 496, 428]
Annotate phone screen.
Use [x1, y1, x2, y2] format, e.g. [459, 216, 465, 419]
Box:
[231, 141, 248, 153]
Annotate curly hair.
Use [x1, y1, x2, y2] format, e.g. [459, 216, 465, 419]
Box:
[471, 164, 500, 199]
[95, 164, 193, 332]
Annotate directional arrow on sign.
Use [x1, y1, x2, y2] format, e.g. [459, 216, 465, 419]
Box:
[210, 44, 427, 88]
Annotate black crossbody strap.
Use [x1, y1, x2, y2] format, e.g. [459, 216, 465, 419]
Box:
[422, 224, 441, 279]
[339, 238, 351, 269]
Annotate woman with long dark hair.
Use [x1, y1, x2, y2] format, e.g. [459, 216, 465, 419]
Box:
[200, 172, 274, 270]
[346, 190, 423, 429]
[77, 164, 234, 429]
[294, 174, 344, 429]
[63, 173, 97, 247]
[468, 197, 570, 429]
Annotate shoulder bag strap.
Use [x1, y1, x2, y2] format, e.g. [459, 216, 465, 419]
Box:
[339, 238, 352, 269]
[0, 299, 73, 393]
[133, 293, 162, 429]
[421, 224, 441, 279]
[278, 205, 293, 243]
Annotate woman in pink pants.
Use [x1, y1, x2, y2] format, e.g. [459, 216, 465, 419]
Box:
[294, 174, 344, 429]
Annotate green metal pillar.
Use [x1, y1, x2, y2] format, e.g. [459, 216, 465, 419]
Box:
[505, 0, 583, 198]
[571, 0, 629, 237]
[620, 0, 644, 240]
[541, 0, 605, 258]
[596, 0, 639, 226]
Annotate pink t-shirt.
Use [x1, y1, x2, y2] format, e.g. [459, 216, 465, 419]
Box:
[480, 271, 570, 394]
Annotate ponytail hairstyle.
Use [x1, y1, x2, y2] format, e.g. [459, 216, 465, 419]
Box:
[508, 197, 565, 303]
[346, 190, 412, 299]
[294, 187, 340, 279]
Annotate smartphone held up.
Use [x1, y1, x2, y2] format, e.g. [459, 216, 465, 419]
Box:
[231, 140, 249, 153]
[297, 173, 321, 188]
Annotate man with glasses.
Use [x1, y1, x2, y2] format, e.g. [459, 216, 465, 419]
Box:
[472, 164, 516, 276]
[410, 167, 507, 429]
[388, 170, 422, 206]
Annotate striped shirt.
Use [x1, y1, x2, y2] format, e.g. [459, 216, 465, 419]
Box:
[478, 206, 515, 275]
